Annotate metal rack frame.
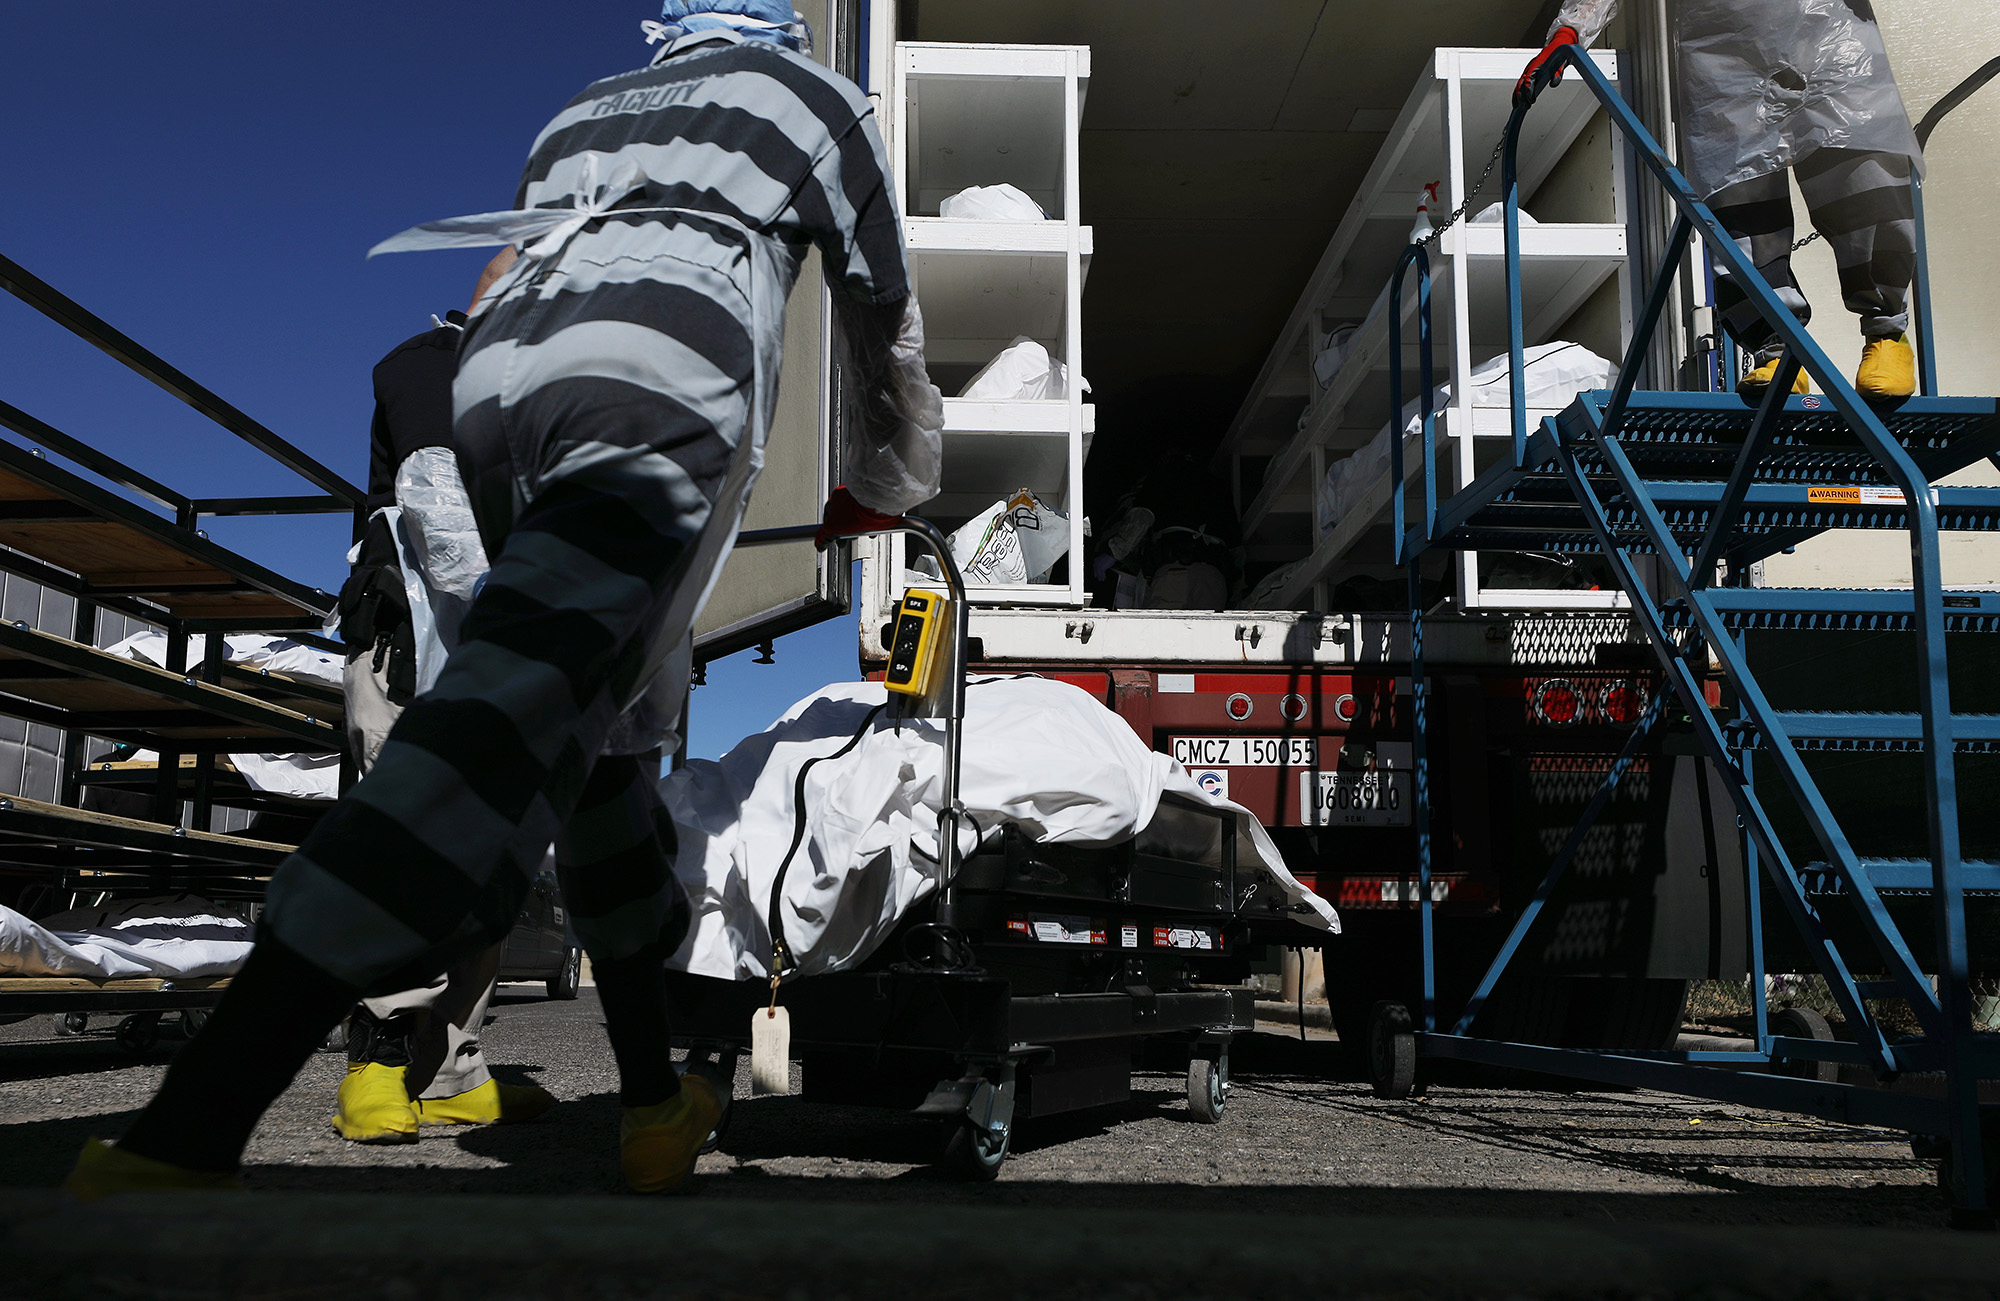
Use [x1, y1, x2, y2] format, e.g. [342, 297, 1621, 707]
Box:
[0, 252, 361, 861]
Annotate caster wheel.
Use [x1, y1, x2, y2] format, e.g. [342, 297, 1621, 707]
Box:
[115, 1013, 161, 1054]
[178, 1008, 211, 1039]
[1770, 1007, 1838, 1083]
[941, 1117, 1009, 1181]
[1368, 1000, 1417, 1100]
[1187, 1056, 1228, 1124]
[55, 1013, 89, 1037]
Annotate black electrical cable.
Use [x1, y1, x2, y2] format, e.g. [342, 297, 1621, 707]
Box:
[766, 703, 888, 976]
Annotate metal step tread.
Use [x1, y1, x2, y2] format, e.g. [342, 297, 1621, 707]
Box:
[1800, 857, 2000, 895]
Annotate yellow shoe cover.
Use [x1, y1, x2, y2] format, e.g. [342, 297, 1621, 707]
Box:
[414, 1078, 555, 1127]
[1736, 356, 1810, 399]
[60, 1138, 240, 1202]
[1856, 332, 1916, 399]
[331, 1062, 418, 1144]
[620, 1074, 724, 1194]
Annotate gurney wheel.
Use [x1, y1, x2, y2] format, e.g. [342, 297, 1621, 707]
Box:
[115, 1013, 161, 1055]
[1367, 1000, 1417, 1100]
[941, 1116, 1009, 1181]
[1187, 1057, 1227, 1123]
[55, 1013, 88, 1037]
[179, 1008, 210, 1039]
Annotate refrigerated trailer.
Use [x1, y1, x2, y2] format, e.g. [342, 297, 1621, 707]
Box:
[696, 0, 2000, 1214]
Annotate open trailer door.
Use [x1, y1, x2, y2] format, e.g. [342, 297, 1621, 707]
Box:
[692, 0, 854, 661]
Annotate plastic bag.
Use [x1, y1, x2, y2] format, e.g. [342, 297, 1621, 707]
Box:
[958, 337, 1082, 402]
[939, 183, 1047, 221]
[1470, 202, 1537, 225]
[945, 490, 1071, 585]
[1312, 323, 1360, 390]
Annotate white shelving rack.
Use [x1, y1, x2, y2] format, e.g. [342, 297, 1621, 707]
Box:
[888, 41, 1093, 606]
[1218, 47, 1632, 612]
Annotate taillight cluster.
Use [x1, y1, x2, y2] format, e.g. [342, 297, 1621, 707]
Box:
[1531, 678, 1649, 727]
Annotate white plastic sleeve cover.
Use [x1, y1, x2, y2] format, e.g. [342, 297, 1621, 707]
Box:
[836, 293, 943, 515]
[1551, 0, 1617, 46]
[393, 447, 490, 602]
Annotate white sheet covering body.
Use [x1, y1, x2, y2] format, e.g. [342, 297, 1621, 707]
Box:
[103, 632, 345, 800]
[0, 894, 254, 980]
[661, 677, 1337, 983]
[1316, 342, 1617, 538]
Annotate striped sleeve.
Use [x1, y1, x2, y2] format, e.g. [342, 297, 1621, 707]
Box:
[798, 109, 908, 306]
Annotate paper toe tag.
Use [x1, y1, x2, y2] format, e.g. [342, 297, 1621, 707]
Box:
[750, 1005, 791, 1096]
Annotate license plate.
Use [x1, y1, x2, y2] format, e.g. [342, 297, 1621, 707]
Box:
[1171, 736, 1318, 767]
[1301, 769, 1412, 827]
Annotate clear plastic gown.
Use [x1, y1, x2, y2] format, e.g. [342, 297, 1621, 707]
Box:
[1552, 0, 1921, 197]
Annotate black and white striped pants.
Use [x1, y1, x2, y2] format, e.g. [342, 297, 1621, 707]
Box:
[1708, 148, 1916, 364]
[261, 224, 771, 996]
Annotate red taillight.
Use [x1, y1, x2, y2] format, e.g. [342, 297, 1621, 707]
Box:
[1600, 680, 1648, 726]
[1533, 678, 1582, 726]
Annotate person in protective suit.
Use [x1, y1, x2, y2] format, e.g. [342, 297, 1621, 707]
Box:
[328, 250, 559, 1146]
[1521, 0, 1923, 399]
[65, 0, 942, 1199]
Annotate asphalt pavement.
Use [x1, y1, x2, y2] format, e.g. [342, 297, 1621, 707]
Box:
[1, 988, 1985, 1299]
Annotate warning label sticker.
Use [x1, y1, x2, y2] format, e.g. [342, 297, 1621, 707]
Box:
[1030, 914, 1105, 945]
[1153, 926, 1217, 951]
[1807, 485, 1906, 506]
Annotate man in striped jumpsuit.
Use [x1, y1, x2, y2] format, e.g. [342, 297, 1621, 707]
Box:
[1522, 0, 1925, 399]
[68, 0, 941, 1197]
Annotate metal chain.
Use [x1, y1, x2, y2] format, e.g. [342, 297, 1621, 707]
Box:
[1793, 230, 1823, 251]
[1413, 135, 1511, 249]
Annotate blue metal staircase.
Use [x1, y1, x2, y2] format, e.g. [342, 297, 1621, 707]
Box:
[1381, 49, 2000, 1226]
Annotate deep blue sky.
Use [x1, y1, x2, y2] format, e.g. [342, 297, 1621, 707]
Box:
[1, 3, 857, 760]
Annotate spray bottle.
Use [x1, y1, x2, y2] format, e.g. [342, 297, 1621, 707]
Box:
[1409, 181, 1439, 244]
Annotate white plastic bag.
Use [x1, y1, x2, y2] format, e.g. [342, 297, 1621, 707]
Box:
[957, 337, 1081, 402]
[939, 183, 1047, 221]
[946, 490, 1071, 585]
[1470, 202, 1537, 225]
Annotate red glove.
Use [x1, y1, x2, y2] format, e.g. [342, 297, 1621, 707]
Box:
[1515, 27, 1578, 105]
[814, 485, 903, 550]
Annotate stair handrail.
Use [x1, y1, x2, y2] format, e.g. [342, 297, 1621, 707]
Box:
[1386, 243, 1440, 566]
[1911, 54, 2000, 396]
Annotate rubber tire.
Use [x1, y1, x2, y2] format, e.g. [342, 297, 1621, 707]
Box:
[1187, 1057, 1227, 1124]
[1368, 1000, 1417, 1100]
[1770, 1006, 1839, 1083]
[115, 1013, 160, 1054]
[55, 1013, 88, 1037]
[547, 947, 582, 1001]
[178, 1008, 211, 1039]
[941, 1117, 1009, 1181]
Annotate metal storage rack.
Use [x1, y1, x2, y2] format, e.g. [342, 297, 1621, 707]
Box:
[0, 252, 360, 1039]
[1216, 48, 1631, 613]
[889, 41, 1094, 606]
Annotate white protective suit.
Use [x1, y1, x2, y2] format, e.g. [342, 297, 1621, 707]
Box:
[1553, 0, 1923, 198]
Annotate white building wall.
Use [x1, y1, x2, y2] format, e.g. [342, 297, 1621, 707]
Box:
[1760, 0, 2000, 589]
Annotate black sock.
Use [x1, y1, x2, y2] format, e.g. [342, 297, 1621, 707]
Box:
[592, 943, 679, 1108]
[119, 937, 357, 1173]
